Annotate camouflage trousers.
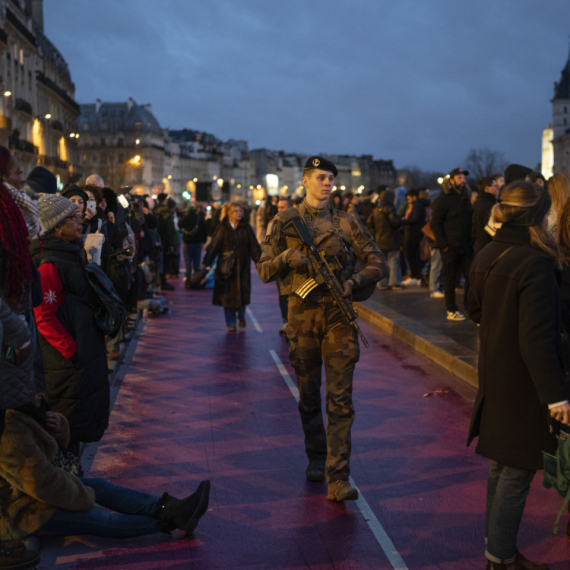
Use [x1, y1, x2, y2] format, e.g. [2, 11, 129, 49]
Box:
[286, 295, 360, 482]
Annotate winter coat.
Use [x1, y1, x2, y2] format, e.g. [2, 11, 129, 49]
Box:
[367, 190, 408, 253]
[430, 184, 473, 255]
[179, 210, 207, 244]
[155, 205, 179, 251]
[466, 225, 569, 470]
[472, 192, 497, 256]
[404, 199, 427, 243]
[0, 410, 94, 540]
[202, 217, 261, 308]
[30, 235, 110, 444]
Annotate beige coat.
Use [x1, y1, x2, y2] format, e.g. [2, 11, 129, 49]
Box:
[0, 410, 95, 540]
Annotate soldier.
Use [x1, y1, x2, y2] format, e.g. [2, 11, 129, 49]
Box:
[257, 156, 386, 501]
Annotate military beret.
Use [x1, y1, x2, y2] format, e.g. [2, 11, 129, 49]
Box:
[304, 156, 338, 177]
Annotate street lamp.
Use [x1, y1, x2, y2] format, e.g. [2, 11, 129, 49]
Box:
[217, 178, 224, 187]
[45, 113, 52, 119]
[3, 91, 11, 97]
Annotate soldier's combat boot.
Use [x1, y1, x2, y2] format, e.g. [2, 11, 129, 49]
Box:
[327, 480, 358, 502]
[305, 458, 326, 482]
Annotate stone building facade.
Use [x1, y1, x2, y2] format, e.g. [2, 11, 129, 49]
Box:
[0, 0, 80, 183]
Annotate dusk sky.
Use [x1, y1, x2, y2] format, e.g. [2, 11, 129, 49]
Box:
[45, 1, 570, 172]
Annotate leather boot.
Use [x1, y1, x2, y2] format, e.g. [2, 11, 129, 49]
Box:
[305, 458, 326, 482]
[0, 537, 41, 570]
[156, 480, 210, 535]
[327, 480, 358, 502]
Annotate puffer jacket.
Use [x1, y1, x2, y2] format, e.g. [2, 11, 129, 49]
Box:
[366, 190, 409, 252]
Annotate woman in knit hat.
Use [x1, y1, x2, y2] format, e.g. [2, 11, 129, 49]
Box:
[30, 194, 110, 465]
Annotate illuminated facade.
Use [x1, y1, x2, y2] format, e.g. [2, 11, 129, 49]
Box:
[0, 0, 80, 183]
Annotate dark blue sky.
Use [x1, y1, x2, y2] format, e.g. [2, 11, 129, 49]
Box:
[46, 0, 570, 172]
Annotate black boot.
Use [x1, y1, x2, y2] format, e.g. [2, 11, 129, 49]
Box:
[156, 480, 210, 535]
[0, 537, 41, 570]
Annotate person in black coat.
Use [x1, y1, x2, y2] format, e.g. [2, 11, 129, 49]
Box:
[31, 195, 110, 460]
[431, 168, 474, 320]
[402, 189, 427, 285]
[202, 203, 261, 331]
[179, 205, 207, 287]
[472, 176, 499, 256]
[367, 189, 408, 289]
[466, 181, 570, 570]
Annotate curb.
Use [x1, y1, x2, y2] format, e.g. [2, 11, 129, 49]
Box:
[355, 301, 478, 389]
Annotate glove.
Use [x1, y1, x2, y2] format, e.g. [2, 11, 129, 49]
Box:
[342, 279, 354, 298]
[282, 248, 310, 271]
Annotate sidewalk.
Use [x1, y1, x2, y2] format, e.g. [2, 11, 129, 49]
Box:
[356, 285, 479, 388]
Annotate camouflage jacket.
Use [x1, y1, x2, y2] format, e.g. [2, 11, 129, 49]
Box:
[257, 200, 386, 296]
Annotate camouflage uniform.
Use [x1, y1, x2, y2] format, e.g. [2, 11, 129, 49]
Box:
[257, 200, 386, 482]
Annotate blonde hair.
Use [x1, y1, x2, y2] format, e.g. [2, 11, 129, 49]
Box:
[492, 181, 559, 262]
[221, 202, 243, 221]
[558, 197, 570, 264]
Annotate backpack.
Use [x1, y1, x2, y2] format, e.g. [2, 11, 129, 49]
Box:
[82, 263, 127, 337]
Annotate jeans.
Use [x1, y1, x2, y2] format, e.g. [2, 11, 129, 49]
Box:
[39, 477, 163, 538]
[379, 250, 401, 288]
[224, 306, 245, 327]
[485, 461, 536, 564]
[184, 243, 202, 279]
[429, 248, 443, 293]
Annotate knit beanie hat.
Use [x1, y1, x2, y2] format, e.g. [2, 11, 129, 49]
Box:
[504, 164, 533, 185]
[27, 166, 58, 195]
[61, 185, 88, 213]
[38, 194, 78, 236]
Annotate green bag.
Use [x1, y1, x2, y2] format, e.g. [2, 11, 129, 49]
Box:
[543, 430, 570, 534]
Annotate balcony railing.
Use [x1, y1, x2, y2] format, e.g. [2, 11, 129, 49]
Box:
[9, 138, 37, 154]
[14, 98, 33, 115]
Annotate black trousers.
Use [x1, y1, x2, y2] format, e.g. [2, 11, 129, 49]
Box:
[442, 250, 472, 313]
[404, 239, 423, 280]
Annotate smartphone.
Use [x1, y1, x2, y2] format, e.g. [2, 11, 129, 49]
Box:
[87, 200, 96, 212]
[118, 194, 130, 209]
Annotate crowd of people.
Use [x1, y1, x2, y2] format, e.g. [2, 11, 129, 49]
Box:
[3, 142, 570, 569]
[0, 145, 211, 569]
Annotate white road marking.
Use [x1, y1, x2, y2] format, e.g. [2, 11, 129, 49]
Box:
[246, 307, 263, 333]
[269, 348, 409, 570]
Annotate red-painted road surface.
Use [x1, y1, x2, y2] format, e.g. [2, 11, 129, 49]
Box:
[40, 270, 570, 569]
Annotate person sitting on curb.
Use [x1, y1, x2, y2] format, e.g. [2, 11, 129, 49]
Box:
[0, 394, 210, 541]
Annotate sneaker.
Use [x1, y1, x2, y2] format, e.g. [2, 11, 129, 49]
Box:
[447, 310, 466, 321]
[306, 457, 326, 482]
[327, 480, 358, 502]
[430, 291, 444, 298]
[402, 278, 420, 286]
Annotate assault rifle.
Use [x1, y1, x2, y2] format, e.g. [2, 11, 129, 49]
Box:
[290, 217, 369, 348]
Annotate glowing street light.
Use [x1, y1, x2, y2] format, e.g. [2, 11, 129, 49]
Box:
[135, 139, 140, 145]
[193, 178, 198, 182]
[437, 177, 444, 184]
[4, 91, 11, 97]
[217, 178, 224, 187]
[45, 113, 52, 119]
[167, 174, 172, 180]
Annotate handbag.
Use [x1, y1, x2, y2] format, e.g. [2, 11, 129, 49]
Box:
[543, 426, 570, 534]
[217, 229, 240, 280]
[52, 448, 84, 476]
[188, 267, 209, 289]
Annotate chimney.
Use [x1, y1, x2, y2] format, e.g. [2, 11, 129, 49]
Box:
[95, 98, 101, 113]
[127, 97, 134, 111]
[25, 0, 44, 33]
[142, 104, 153, 114]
